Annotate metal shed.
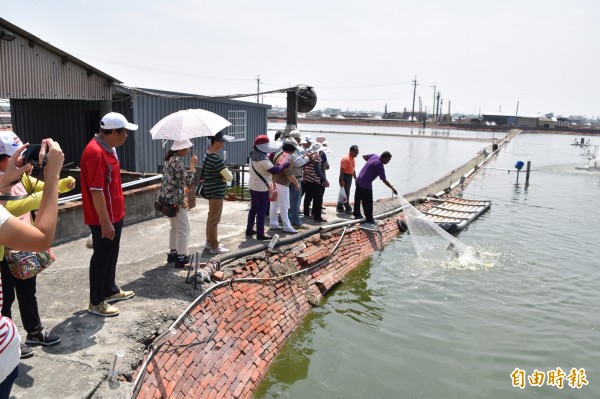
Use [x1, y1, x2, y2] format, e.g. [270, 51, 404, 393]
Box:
[1, 17, 271, 172]
[115, 87, 271, 173]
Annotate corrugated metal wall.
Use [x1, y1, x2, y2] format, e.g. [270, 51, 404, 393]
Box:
[0, 35, 112, 101]
[130, 94, 270, 172]
[10, 99, 107, 169]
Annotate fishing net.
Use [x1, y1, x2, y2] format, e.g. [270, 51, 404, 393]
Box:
[399, 196, 469, 262]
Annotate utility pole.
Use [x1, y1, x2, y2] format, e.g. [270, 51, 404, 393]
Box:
[430, 83, 436, 122]
[515, 100, 520, 126]
[256, 75, 260, 103]
[436, 92, 441, 122]
[418, 96, 422, 121]
[411, 75, 418, 122]
[448, 100, 451, 121]
[440, 99, 444, 123]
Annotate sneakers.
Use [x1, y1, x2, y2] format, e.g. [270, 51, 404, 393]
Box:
[204, 241, 212, 250]
[88, 301, 120, 317]
[25, 329, 61, 346]
[313, 218, 328, 223]
[20, 344, 34, 359]
[106, 290, 135, 304]
[292, 224, 308, 230]
[210, 244, 230, 254]
[269, 225, 282, 230]
[174, 255, 190, 269]
[167, 251, 178, 263]
[282, 227, 298, 234]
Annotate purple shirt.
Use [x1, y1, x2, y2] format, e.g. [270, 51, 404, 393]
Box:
[356, 154, 386, 189]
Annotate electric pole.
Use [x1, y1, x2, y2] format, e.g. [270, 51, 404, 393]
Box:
[436, 92, 441, 122]
[256, 75, 260, 103]
[430, 83, 436, 122]
[411, 75, 418, 122]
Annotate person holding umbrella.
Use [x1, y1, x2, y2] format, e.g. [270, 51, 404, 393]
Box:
[203, 131, 235, 254]
[158, 139, 198, 268]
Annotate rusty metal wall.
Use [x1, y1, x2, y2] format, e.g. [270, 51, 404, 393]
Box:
[0, 34, 112, 101]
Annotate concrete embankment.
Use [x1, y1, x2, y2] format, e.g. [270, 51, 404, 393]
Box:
[9, 131, 516, 399]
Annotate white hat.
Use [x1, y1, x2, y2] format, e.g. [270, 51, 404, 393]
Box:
[254, 134, 282, 153]
[0, 131, 24, 156]
[100, 112, 138, 131]
[316, 136, 329, 146]
[303, 135, 313, 143]
[289, 129, 302, 139]
[171, 139, 193, 151]
[308, 142, 332, 154]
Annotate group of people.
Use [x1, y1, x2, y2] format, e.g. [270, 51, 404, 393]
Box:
[0, 112, 400, 397]
[245, 124, 398, 239]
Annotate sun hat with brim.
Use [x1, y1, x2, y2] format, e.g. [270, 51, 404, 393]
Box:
[0, 131, 24, 157]
[171, 139, 193, 151]
[303, 135, 313, 143]
[100, 112, 138, 131]
[282, 138, 300, 151]
[316, 136, 329, 146]
[308, 142, 331, 153]
[254, 134, 282, 153]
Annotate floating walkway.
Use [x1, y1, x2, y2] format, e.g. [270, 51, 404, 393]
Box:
[419, 197, 491, 232]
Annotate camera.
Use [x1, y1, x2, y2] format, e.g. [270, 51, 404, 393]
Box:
[22, 144, 42, 166]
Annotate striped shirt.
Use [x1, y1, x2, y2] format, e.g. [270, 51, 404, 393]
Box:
[202, 153, 227, 199]
[0, 205, 20, 382]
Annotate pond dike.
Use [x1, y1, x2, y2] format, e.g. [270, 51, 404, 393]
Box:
[9, 131, 518, 399]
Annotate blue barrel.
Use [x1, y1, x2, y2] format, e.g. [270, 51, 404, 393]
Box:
[515, 160, 525, 170]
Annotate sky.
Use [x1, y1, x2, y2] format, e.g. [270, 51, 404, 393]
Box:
[3, 0, 599, 117]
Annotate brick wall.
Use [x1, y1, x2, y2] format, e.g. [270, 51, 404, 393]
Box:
[135, 214, 404, 399]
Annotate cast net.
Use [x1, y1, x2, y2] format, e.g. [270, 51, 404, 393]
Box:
[399, 196, 470, 262]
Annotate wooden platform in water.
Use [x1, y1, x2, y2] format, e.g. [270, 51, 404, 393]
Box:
[420, 197, 491, 232]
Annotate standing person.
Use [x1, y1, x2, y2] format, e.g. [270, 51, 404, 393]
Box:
[287, 130, 310, 229]
[269, 139, 300, 233]
[203, 131, 235, 254]
[81, 112, 137, 317]
[0, 132, 76, 357]
[354, 151, 398, 224]
[303, 143, 329, 223]
[0, 138, 64, 399]
[246, 135, 288, 240]
[337, 145, 359, 214]
[158, 139, 198, 268]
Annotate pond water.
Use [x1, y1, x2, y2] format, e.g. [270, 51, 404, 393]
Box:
[254, 129, 600, 398]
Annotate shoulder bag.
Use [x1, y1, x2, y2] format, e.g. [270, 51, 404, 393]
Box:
[251, 161, 278, 202]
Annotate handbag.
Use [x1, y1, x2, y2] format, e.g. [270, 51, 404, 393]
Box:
[154, 197, 178, 218]
[185, 184, 196, 209]
[6, 248, 56, 280]
[268, 182, 278, 202]
[251, 162, 278, 202]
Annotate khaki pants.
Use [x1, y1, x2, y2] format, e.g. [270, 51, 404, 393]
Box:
[206, 198, 224, 248]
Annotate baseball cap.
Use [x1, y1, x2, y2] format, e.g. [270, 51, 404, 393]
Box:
[210, 131, 235, 143]
[100, 112, 138, 131]
[171, 139, 193, 151]
[0, 131, 24, 157]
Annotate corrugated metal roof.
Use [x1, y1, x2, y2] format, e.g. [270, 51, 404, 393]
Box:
[1, 17, 118, 100]
[0, 17, 121, 83]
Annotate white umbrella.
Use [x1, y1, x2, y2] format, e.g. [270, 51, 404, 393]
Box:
[149, 109, 232, 141]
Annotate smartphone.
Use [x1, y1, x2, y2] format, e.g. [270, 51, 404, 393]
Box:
[22, 144, 42, 165]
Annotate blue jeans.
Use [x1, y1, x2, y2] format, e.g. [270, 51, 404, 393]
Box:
[0, 366, 18, 399]
[288, 178, 302, 226]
